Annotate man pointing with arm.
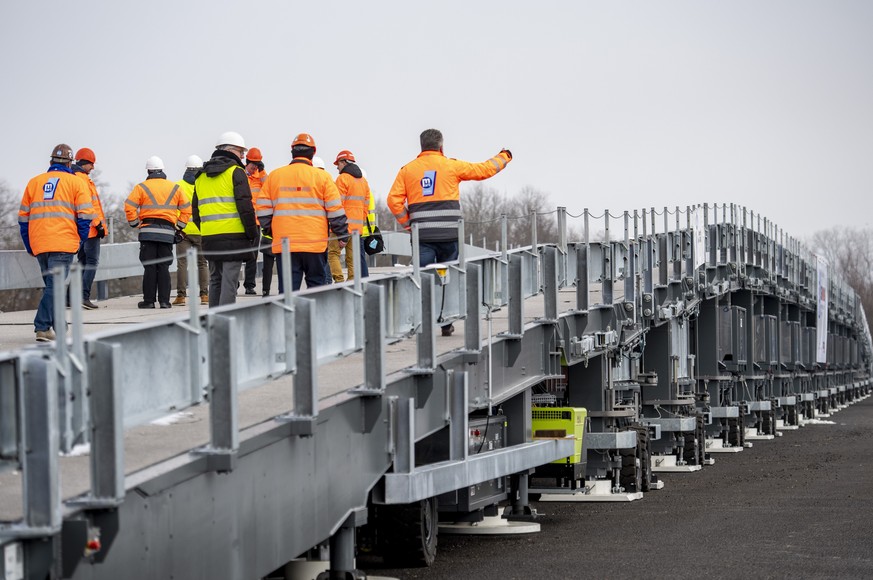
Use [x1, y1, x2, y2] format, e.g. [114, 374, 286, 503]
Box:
[387, 128, 512, 335]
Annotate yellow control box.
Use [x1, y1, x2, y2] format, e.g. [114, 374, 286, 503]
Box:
[532, 407, 587, 465]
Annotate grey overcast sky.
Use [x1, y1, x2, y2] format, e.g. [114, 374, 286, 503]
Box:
[2, 1, 871, 237]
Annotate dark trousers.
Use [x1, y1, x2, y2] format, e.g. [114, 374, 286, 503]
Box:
[419, 241, 459, 267]
[208, 260, 243, 307]
[419, 241, 458, 331]
[243, 234, 260, 291]
[292, 252, 329, 291]
[140, 241, 173, 304]
[262, 251, 281, 295]
[77, 236, 100, 300]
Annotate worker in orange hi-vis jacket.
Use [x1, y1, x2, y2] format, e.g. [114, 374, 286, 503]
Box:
[18, 143, 96, 342]
[259, 133, 349, 291]
[71, 147, 107, 310]
[125, 156, 192, 310]
[242, 147, 267, 295]
[329, 149, 372, 282]
[387, 128, 512, 335]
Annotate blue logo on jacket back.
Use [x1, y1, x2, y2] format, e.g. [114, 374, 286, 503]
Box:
[43, 178, 59, 200]
[421, 171, 436, 197]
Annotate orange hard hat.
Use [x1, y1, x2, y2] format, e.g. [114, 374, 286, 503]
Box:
[75, 147, 96, 164]
[292, 133, 316, 149]
[334, 150, 355, 165]
[246, 147, 263, 162]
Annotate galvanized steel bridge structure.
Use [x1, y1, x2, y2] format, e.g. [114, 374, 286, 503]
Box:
[0, 204, 870, 579]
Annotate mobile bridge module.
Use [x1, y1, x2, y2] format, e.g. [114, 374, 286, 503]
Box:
[0, 204, 870, 579]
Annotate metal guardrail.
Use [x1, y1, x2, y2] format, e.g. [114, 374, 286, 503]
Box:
[0, 206, 871, 578]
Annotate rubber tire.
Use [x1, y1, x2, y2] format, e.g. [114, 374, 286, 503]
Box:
[727, 418, 740, 447]
[619, 448, 640, 493]
[695, 415, 706, 465]
[379, 497, 438, 567]
[634, 426, 653, 492]
[760, 410, 772, 435]
[682, 432, 696, 464]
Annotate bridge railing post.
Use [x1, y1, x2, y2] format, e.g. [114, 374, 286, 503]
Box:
[203, 314, 239, 471]
[20, 353, 61, 533]
[186, 246, 204, 404]
[86, 341, 124, 503]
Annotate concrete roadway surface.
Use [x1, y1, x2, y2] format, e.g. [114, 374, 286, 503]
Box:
[368, 397, 873, 580]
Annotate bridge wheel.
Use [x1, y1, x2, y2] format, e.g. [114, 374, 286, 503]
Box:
[619, 448, 640, 493]
[682, 432, 696, 464]
[634, 426, 653, 492]
[727, 418, 741, 447]
[379, 497, 438, 567]
[695, 415, 706, 465]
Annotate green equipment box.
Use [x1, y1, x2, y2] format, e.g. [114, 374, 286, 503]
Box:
[532, 407, 587, 464]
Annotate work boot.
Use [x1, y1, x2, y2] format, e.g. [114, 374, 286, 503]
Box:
[159, 302, 172, 309]
[137, 301, 155, 309]
[35, 329, 56, 342]
[200, 294, 209, 305]
[172, 295, 186, 306]
[82, 299, 98, 310]
[441, 323, 455, 337]
[244, 288, 257, 296]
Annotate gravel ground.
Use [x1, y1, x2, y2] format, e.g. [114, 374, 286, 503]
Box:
[367, 396, 873, 580]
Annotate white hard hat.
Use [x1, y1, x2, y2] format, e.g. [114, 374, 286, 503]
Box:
[185, 154, 204, 169]
[216, 131, 246, 149]
[312, 156, 326, 170]
[146, 156, 165, 171]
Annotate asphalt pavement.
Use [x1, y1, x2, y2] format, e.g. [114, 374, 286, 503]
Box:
[368, 396, 873, 580]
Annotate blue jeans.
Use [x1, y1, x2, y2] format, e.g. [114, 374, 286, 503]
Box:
[419, 241, 458, 267]
[35, 252, 74, 332]
[77, 236, 100, 300]
[359, 237, 370, 278]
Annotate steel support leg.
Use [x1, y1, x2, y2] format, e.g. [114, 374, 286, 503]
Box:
[317, 510, 366, 580]
[503, 470, 539, 522]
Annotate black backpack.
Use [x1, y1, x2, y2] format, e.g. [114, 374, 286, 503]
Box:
[362, 219, 384, 255]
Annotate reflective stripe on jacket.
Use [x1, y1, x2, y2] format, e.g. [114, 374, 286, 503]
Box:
[386, 150, 511, 242]
[177, 180, 200, 235]
[261, 159, 349, 253]
[19, 169, 95, 254]
[125, 178, 191, 243]
[195, 166, 247, 236]
[335, 172, 371, 234]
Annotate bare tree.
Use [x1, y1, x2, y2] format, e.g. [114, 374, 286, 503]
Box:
[0, 180, 24, 250]
[460, 184, 508, 249]
[810, 226, 873, 331]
